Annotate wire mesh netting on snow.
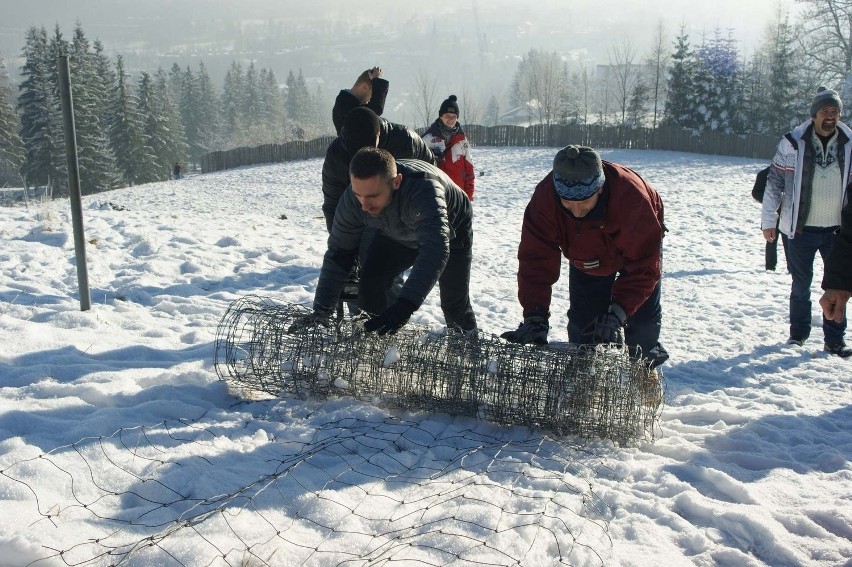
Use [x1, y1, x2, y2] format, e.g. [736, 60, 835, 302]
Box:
[2, 414, 615, 566]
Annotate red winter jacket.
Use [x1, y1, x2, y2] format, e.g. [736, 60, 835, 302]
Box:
[422, 122, 475, 200]
[516, 160, 665, 317]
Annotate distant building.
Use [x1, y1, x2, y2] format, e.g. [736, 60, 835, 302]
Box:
[497, 103, 536, 126]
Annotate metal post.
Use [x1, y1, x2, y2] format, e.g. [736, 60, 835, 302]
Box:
[57, 54, 91, 311]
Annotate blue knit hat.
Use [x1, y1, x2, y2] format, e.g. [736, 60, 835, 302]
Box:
[552, 145, 604, 201]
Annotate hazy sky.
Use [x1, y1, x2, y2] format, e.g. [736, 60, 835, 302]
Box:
[0, 0, 800, 125]
[0, 0, 797, 57]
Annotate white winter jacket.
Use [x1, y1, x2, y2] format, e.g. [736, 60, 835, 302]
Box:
[762, 119, 852, 239]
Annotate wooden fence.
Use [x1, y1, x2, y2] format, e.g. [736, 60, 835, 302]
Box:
[200, 124, 778, 173]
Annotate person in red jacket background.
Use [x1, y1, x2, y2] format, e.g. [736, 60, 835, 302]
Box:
[421, 95, 475, 200]
[501, 145, 669, 368]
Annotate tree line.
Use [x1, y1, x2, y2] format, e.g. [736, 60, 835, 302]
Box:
[494, 4, 850, 140]
[1, 1, 850, 193]
[0, 23, 325, 193]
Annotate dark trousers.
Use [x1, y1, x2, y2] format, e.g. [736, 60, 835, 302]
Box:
[782, 228, 846, 344]
[566, 265, 668, 367]
[358, 233, 477, 331]
[342, 228, 401, 314]
[765, 218, 789, 271]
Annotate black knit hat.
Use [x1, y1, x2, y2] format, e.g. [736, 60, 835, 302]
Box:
[552, 145, 605, 201]
[340, 107, 382, 152]
[439, 95, 460, 116]
[810, 86, 843, 116]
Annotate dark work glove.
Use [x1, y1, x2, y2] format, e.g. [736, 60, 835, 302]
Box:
[363, 299, 418, 336]
[501, 314, 549, 345]
[287, 308, 332, 334]
[586, 303, 627, 345]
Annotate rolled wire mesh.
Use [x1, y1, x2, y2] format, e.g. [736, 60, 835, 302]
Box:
[214, 296, 663, 444]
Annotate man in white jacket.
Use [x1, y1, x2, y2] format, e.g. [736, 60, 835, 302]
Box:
[761, 87, 851, 357]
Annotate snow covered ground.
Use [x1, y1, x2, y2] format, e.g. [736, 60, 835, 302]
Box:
[0, 147, 850, 566]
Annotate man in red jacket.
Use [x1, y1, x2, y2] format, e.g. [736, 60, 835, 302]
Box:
[501, 145, 669, 368]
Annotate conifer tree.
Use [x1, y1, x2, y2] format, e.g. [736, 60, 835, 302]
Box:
[260, 67, 285, 133]
[285, 69, 313, 136]
[0, 56, 24, 183]
[310, 83, 326, 136]
[739, 53, 769, 135]
[92, 40, 116, 128]
[627, 78, 649, 128]
[17, 25, 65, 191]
[693, 29, 742, 133]
[485, 95, 500, 126]
[109, 55, 156, 184]
[168, 63, 184, 103]
[221, 61, 245, 146]
[194, 62, 224, 153]
[243, 61, 260, 130]
[662, 26, 698, 131]
[138, 72, 166, 177]
[69, 24, 122, 194]
[766, 11, 805, 134]
[284, 70, 298, 121]
[152, 69, 189, 170]
[179, 66, 202, 163]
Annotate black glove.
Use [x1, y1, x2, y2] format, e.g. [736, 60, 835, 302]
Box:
[586, 303, 627, 345]
[287, 308, 332, 334]
[363, 299, 417, 336]
[501, 314, 549, 345]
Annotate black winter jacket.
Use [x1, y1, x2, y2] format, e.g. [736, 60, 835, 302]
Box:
[331, 77, 389, 135]
[321, 119, 436, 231]
[314, 159, 473, 312]
[823, 195, 852, 292]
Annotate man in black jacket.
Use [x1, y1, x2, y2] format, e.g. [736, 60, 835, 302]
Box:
[322, 107, 436, 231]
[331, 66, 388, 135]
[820, 196, 852, 340]
[313, 147, 476, 334]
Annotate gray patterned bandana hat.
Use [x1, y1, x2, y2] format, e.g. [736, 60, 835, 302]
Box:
[552, 145, 605, 201]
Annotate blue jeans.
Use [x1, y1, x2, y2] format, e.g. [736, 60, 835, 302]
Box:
[566, 265, 669, 367]
[782, 228, 846, 344]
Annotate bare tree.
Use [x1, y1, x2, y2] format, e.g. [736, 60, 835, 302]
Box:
[511, 49, 568, 126]
[797, 0, 852, 85]
[459, 87, 484, 126]
[572, 62, 594, 125]
[412, 70, 440, 129]
[645, 21, 670, 129]
[607, 38, 640, 125]
[594, 69, 613, 126]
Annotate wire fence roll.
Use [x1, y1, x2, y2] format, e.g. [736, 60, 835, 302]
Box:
[214, 296, 664, 444]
